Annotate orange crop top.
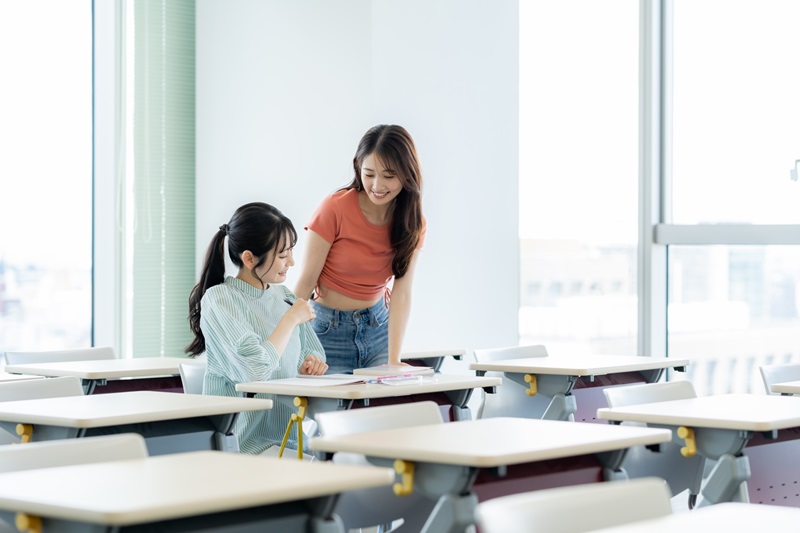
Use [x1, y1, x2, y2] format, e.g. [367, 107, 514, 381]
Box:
[305, 188, 425, 301]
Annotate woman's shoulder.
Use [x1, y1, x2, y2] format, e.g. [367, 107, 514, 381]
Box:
[321, 188, 357, 207]
[201, 279, 245, 307]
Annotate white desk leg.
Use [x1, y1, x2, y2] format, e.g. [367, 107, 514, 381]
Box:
[696, 453, 751, 507]
[421, 493, 478, 533]
[541, 393, 577, 421]
[505, 373, 578, 421]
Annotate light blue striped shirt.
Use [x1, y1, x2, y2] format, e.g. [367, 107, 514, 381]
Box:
[200, 276, 325, 454]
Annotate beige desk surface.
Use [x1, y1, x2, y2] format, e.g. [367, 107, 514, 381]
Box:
[0, 451, 394, 526]
[469, 354, 690, 377]
[0, 391, 272, 428]
[591, 502, 800, 532]
[469, 354, 689, 376]
[0, 372, 44, 383]
[770, 380, 800, 395]
[3, 357, 200, 380]
[401, 348, 466, 360]
[236, 373, 500, 399]
[310, 417, 671, 468]
[597, 393, 800, 432]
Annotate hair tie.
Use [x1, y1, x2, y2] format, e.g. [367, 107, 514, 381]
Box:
[219, 223, 229, 235]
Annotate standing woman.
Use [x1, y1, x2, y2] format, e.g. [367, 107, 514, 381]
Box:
[186, 202, 327, 455]
[295, 125, 425, 374]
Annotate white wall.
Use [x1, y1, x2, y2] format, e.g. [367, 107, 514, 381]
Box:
[196, 0, 519, 358]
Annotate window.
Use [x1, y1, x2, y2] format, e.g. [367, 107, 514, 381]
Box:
[664, 0, 800, 394]
[519, 1, 639, 355]
[668, 246, 800, 395]
[0, 1, 92, 353]
[671, 0, 800, 225]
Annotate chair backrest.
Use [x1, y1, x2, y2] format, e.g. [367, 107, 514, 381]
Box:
[602, 380, 705, 500]
[0, 376, 84, 402]
[475, 477, 672, 533]
[3, 346, 116, 366]
[603, 380, 697, 408]
[315, 400, 444, 437]
[473, 344, 549, 363]
[759, 363, 800, 395]
[472, 344, 549, 419]
[0, 433, 148, 473]
[314, 401, 443, 532]
[179, 361, 206, 394]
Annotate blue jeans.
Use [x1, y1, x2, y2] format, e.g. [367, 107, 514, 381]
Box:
[310, 299, 389, 374]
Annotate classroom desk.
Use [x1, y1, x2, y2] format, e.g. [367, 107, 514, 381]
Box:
[237, 373, 499, 421]
[0, 372, 43, 383]
[470, 354, 690, 421]
[401, 348, 465, 371]
[310, 417, 671, 533]
[590, 502, 800, 533]
[0, 450, 394, 533]
[0, 390, 272, 455]
[237, 374, 499, 459]
[597, 394, 800, 507]
[3, 357, 197, 394]
[770, 380, 800, 395]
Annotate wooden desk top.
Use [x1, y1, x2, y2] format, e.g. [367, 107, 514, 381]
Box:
[770, 380, 800, 395]
[0, 391, 272, 428]
[310, 417, 671, 468]
[0, 451, 394, 526]
[597, 393, 800, 432]
[590, 502, 800, 532]
[469, 354, 690, 376]
[235, 373, 500, 399]
[0, 372, 44, 383]
[4, 357, 200, 380]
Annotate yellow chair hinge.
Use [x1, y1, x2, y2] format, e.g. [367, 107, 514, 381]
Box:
[16, 424, 33, 444]
[677, 426, 697, 457]
[15, 512, 42, 533]
[393, 459, 415, 496]
[524, 374, 538, 396]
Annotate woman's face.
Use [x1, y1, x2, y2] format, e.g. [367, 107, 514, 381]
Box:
[360, 152, 403, 206]
[254, 235, 295, 285]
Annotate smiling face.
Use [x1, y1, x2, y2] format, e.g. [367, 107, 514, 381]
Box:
[241, 231, 295, 289]
[255, 233, 295, 285]
[360, 152, 404, 207]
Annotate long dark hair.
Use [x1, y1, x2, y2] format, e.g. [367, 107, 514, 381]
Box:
[345, 124, 423, 278]
[185, 202, 297, 356]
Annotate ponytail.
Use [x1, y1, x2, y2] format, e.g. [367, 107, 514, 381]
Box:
[185, 230, 227, 356]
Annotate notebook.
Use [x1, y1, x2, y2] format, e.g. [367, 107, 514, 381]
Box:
[352, 364, 434, 377]
[275, 374, 368, 387]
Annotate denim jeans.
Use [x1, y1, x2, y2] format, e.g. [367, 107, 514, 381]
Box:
[310, 299, 389, 374]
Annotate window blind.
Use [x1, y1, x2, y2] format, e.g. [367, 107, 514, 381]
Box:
[130, 0, 195, 358]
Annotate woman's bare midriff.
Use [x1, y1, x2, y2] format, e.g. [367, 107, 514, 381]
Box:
[314, 284, 382, 311]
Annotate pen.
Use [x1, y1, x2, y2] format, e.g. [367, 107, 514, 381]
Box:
[284, 298, 294, 306]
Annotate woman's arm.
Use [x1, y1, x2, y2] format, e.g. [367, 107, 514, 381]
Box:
[267, 298, 316, 355]
[294, 230, 332, 300]
[297, 305, 328, 375]
[387, 249, 422, 366]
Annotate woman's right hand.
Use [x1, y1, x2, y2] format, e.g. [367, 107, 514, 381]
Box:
[286, 298, 316, 325]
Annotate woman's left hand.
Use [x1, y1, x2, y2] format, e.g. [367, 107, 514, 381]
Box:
[299, 354, 328, 375]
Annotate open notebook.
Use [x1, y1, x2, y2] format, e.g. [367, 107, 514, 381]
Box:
[352, 364, 434, 377]
[276, 374, 368, 387]
[271, 372, 429, 387]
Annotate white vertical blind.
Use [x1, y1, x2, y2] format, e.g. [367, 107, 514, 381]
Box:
[130, 0, 195, 358]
